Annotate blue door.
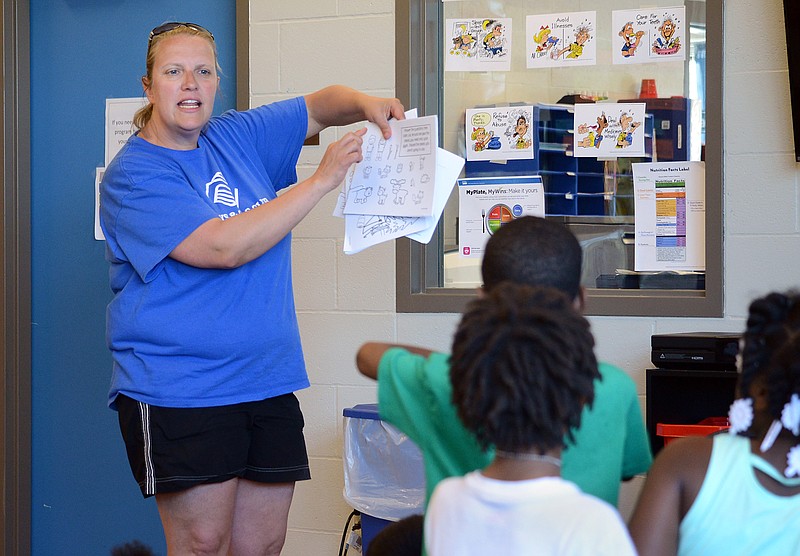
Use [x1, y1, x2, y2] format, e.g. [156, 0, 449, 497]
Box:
[30, 2, 236, 553]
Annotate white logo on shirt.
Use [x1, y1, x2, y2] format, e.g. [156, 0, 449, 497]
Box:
[205, 172, 239, 209]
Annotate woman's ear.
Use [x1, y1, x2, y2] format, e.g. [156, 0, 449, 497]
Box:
[142, 76, 152, 101]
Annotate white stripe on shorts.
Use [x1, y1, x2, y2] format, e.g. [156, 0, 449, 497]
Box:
[138, 401, 156, 496]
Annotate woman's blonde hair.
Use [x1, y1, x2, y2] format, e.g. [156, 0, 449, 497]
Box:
[133, 24, 220, 130]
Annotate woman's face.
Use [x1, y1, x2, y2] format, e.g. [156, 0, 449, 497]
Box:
[143, 34, 218, 149]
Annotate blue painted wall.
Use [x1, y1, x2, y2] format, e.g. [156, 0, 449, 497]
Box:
[30, 2, 235, 553]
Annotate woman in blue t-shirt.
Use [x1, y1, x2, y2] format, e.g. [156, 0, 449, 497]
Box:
[100, 21, 404, 555]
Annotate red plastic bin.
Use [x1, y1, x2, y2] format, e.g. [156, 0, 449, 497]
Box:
[656, 417, 730, 445]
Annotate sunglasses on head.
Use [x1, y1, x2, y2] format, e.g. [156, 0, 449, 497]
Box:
[148, 22, 214, 43]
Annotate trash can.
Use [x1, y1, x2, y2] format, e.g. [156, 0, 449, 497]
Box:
[342, 403, 424, 553]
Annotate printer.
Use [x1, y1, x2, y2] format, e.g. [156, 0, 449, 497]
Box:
[647, 332, 741, 454]
[651, 331, 740, 371]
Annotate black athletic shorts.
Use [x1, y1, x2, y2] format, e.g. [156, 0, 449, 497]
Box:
[116, 393, 311, 498]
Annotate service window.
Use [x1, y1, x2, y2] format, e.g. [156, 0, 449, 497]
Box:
[395, 0, 722, 316]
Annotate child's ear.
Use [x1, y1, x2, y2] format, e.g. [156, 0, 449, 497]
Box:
[573, 287, 586, 313]
[750, 376, 770, 411]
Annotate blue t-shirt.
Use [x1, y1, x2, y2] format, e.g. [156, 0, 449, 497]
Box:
[101, 97, 310, 409]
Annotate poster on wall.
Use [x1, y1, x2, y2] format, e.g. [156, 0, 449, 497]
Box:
[94, 168, 105, 241]
[445, 17, 512, 72]
[632, 161, 705, 272]
[612, 6, 686, 65]
[573, 102, 646, 157]
[526, 11, 597, 68]
[99, 97, 148, 242]
[105, 97, 148, 166]
[464, 105, 535, 162]
[457, 175, 545, 258]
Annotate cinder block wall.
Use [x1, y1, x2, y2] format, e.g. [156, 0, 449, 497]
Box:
[248, 2, 800, 553]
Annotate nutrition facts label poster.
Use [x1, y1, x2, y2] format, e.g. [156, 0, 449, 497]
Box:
[632, 161, 705, 271]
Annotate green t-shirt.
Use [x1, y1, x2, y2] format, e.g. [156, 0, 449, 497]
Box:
[378, 347, 652, 507]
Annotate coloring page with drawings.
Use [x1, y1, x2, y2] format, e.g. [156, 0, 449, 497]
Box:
[342, 115, 438, 218]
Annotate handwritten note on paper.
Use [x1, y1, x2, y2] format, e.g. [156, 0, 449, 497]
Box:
[343, 115, 438, 218]
[633, 161, 705, 271]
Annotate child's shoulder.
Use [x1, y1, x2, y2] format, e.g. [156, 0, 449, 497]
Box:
[652, 435, 714, 490]
[596, 362, 637, 393]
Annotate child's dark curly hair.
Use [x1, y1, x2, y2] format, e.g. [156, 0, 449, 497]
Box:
[738, 290, 800, 420]
[449, 282, 599, 453]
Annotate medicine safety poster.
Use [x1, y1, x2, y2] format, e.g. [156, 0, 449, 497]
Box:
[573, 102, 646, 158]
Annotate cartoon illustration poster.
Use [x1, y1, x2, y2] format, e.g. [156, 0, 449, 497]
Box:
[464, 106, 535, 162]
[612, 7, 686, 64]
[573, 102, 646, 158]
[526, 11, 597, 68]
[445, 18, 512, 72]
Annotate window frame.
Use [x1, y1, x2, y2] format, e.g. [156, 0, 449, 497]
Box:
[394, 0, 723, 317]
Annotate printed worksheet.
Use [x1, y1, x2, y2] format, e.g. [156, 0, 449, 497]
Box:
[465, 106, 534, 162]
[612, 7, 686, 65]
[526, 11, 597, 69]
[633, 161, 705, 271]
[445, 18, 512, 72]
[341, 147, 465, 255]
[573, 102, 646, 158]
[342, 115, 438, 218]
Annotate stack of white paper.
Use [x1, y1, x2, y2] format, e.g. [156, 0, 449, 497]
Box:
[333, 113, 465, 254]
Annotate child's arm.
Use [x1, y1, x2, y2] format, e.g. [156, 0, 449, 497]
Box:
[621, 393, 653, 479]
[356, 342, 434, 379]
[627, 436, 711, 556]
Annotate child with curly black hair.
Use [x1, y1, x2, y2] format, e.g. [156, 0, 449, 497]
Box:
[629, 290, 800, 556]
[423, 283, 636, 555]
